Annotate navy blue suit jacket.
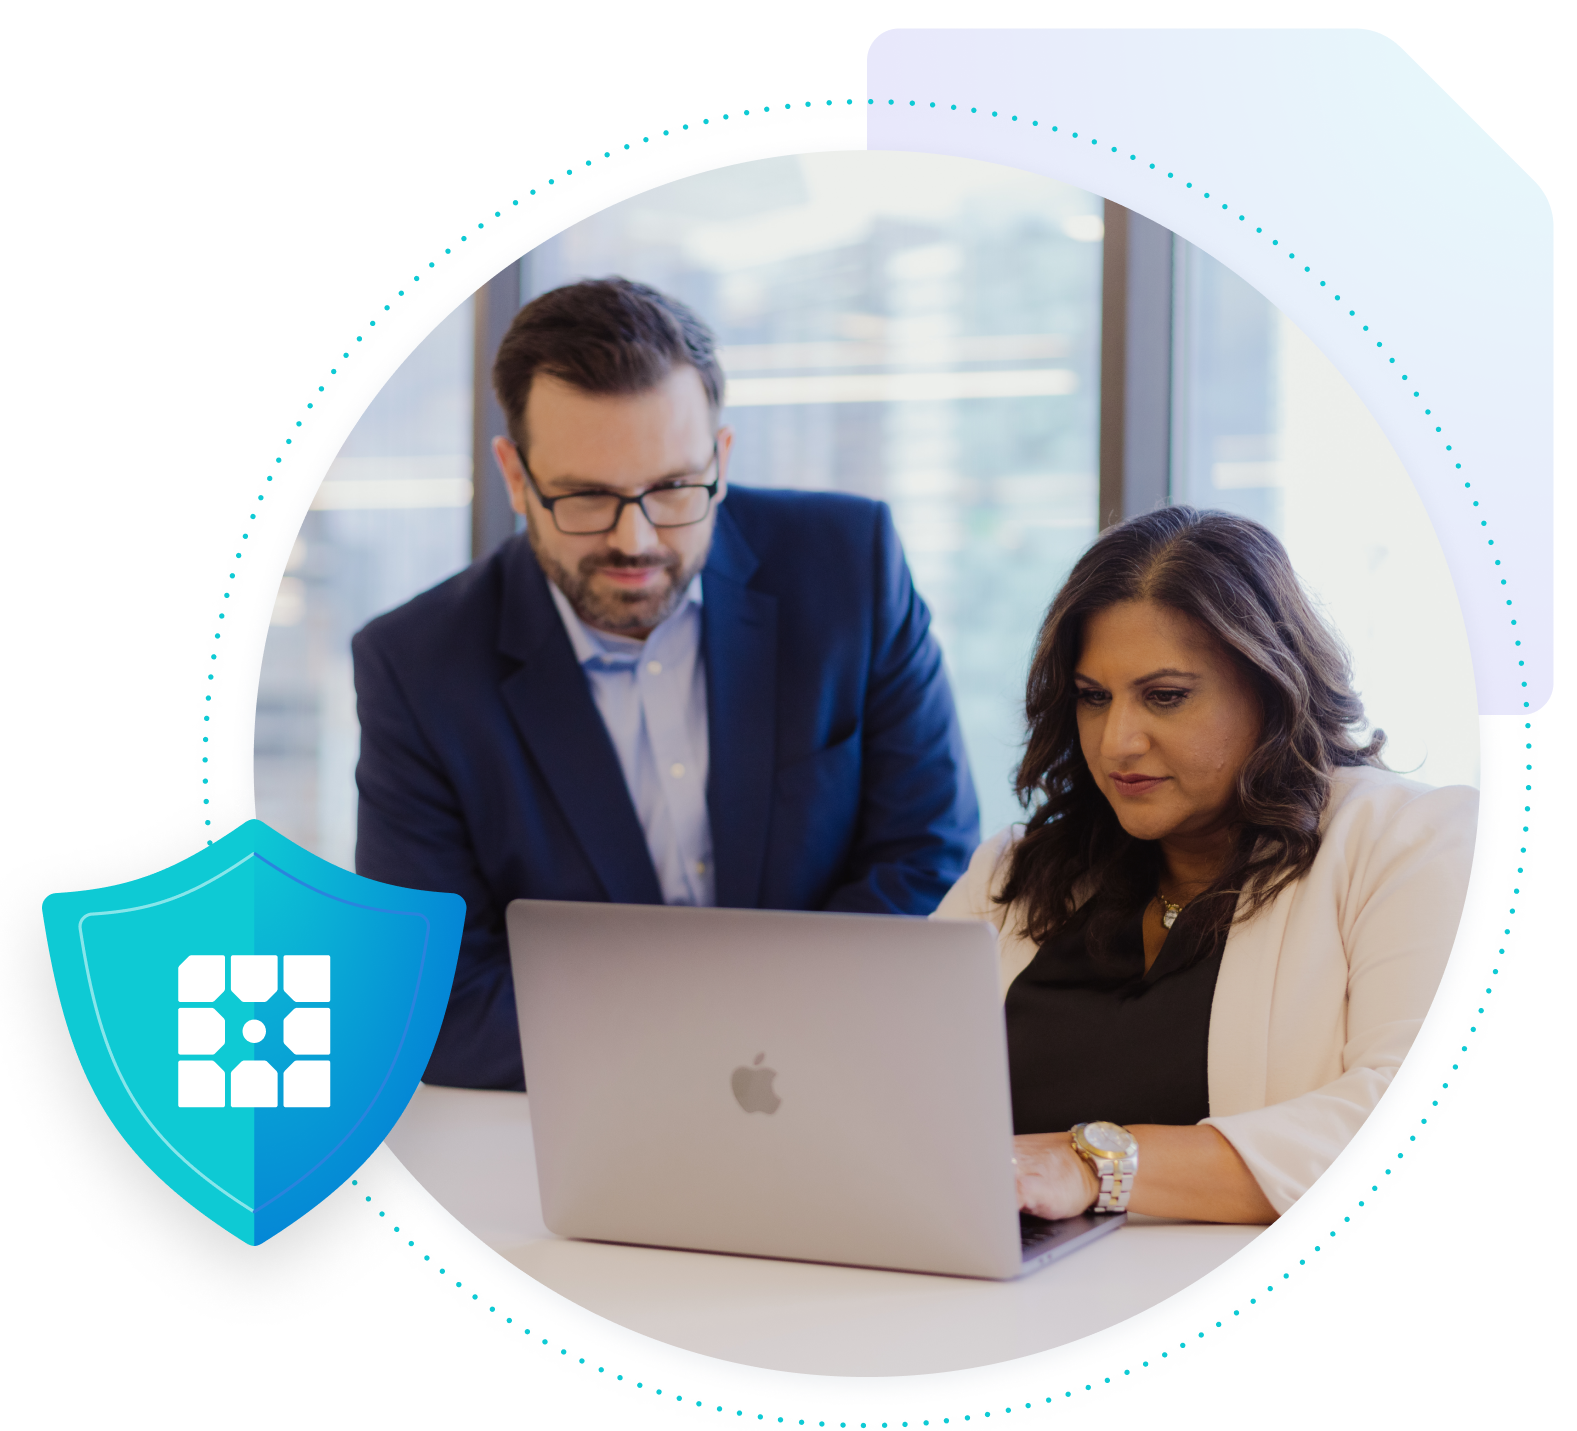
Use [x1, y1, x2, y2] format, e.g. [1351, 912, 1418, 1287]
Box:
[351, 486, 980, 1089]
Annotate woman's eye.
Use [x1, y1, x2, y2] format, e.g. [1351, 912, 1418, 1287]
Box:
[1147, 688, 1190, 707]
[1075, 688, 1109, 707]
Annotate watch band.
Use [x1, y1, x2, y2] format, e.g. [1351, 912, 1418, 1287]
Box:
[1085, 1150, 1137, 1213]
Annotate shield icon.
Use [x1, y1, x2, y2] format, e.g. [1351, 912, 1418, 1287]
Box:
[43, 820, 464, 1245]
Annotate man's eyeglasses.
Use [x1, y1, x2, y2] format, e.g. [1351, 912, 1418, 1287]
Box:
[517, 440, 721, 536]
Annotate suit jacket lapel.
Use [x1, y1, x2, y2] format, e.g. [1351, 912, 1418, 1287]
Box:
[495, 538, 663, 905]
[1206, 882, 1293, 1116]
[703, 506, 778, 908]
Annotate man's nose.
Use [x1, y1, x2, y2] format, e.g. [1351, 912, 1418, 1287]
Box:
[605, 496, 661, 555]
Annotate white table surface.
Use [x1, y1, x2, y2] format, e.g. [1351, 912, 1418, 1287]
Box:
[386, 1082, 1263, 1377]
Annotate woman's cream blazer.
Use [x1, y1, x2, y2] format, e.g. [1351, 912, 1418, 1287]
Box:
[933, 765, 1479, 1214]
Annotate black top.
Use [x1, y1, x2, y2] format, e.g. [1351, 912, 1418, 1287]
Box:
[1005, 906, 1227, 1135]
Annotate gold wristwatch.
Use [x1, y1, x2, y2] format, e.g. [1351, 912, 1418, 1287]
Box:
[1070, 1122, 1139, 1213]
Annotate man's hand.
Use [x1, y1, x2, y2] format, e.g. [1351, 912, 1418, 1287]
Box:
[1013, 1131, 1100, 1220]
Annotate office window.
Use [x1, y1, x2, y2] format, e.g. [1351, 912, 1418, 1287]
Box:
[253, 158, 1476, 872]
[253, 301, 473, 867]
[1171, 241, 1478, 787]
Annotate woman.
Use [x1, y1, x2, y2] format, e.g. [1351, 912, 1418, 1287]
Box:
[936, 506, 1477, 1223]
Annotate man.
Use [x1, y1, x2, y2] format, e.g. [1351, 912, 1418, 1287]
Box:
[353, 278, 979, 1089]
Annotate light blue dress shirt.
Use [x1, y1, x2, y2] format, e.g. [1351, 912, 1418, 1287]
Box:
[547, 577, 715, 906]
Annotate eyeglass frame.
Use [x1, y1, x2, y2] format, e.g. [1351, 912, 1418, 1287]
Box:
[514, 438, 723, 535]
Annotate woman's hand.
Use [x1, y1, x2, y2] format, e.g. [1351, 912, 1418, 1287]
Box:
[1013, 1125, 1278, 1223]
[1013, 1132, 1100, 1220]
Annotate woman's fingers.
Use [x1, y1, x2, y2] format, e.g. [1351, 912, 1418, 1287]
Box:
[1013, 1132, 1099, 1220]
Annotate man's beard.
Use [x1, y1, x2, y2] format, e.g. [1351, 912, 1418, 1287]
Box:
[528, 523, 707, 636]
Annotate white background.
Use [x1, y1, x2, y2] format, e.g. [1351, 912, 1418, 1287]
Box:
[1, 2, 1570, 1425]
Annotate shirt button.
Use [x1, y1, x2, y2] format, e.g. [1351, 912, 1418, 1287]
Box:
[695, 860, 706, 875]
[646, 659, 662, 675]
[670, 762, 685, 779]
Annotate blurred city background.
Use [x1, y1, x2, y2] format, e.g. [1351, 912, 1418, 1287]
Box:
[255, 150, 1478, 870]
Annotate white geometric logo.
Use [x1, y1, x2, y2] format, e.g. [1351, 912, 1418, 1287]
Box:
[175, 953, 331, 1109]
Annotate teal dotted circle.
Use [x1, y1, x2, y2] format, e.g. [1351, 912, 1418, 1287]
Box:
[236, 95, 1522, 1422]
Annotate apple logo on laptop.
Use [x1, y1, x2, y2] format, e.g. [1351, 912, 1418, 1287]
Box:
[730, 1053, 781, 1115]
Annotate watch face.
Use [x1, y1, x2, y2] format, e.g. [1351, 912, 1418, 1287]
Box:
[1082, 1121, 1138, 1158]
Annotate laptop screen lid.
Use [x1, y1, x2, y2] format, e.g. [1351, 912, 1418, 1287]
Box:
[507, 900, 1025, 1279]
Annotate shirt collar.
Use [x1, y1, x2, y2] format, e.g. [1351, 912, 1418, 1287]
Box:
[548, 573, 703, 669]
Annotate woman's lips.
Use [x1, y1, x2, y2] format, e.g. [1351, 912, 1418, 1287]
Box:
[1109, 773, 1168, 798]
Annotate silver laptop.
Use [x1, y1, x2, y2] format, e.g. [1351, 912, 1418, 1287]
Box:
[507, 900, 1125, 1279]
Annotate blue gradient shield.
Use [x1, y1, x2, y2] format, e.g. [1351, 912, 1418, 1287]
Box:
[44, 820, 464, 1244]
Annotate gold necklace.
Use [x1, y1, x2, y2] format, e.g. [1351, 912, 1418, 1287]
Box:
[1156, 892, 1190, 930]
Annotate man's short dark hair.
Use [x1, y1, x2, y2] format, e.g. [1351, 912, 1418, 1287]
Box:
[492, 277, 724, 451]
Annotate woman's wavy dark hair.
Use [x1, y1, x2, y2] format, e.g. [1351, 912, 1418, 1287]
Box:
[995, 505, 1386, 961]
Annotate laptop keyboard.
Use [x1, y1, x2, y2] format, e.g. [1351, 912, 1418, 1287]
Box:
[1019, 1210, 1060, 1253]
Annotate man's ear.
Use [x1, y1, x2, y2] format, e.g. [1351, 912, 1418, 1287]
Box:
[714, 424, 734, 500]
[492, 434, 530, 516]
